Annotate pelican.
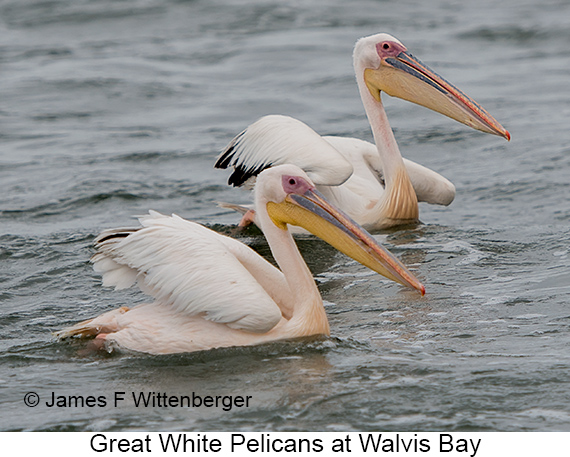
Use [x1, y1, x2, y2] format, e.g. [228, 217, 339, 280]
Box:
[215, 33, 510, 231]
[56, 165, 424, 354]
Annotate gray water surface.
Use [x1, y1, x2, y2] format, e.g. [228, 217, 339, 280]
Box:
[1, 0, 570, 432]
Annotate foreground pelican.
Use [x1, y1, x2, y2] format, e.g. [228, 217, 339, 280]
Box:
[56, 165, 424, 354]
[215, 33, 510, 231]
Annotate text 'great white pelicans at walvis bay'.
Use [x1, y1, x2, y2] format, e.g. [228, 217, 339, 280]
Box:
[216, 33, 510, 231]
[56, 165, 424, 355]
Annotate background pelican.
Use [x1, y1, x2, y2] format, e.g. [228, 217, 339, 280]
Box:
[215, 33, 510, 231]
[56, 165, 424, 354]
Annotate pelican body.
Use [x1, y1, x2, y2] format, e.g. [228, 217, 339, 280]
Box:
[215, 33, 510, 231]
[57, 165, 424, 354]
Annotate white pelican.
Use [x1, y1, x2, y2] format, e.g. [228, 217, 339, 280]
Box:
[215, 33, 510, 231]
[56, 165, 424, 354]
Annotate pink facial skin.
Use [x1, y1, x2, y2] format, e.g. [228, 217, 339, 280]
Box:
[376, 40, 407, 60]
[282, 175, 314, 195]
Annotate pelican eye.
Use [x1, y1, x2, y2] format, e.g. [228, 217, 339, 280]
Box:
[282, 174, 312, 195]
[382, 43, 390, 50]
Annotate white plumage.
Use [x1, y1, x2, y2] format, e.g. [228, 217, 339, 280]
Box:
[56, 165, 424, 354]
[92, 212, 285, 333]
[220, 115, 354, 188]
[216, 33, 509, 231]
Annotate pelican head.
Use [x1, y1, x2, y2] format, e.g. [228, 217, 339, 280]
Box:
[355, 33, 510, 140]
[255, 165, 425, 294]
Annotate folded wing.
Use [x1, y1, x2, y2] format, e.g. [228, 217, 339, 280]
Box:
[91, 211, 286, 333]
[216, 115, 455, 206]
[215, 115, 354, 187]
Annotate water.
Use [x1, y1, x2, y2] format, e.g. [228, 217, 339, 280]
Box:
[1, 0, 570, 432]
